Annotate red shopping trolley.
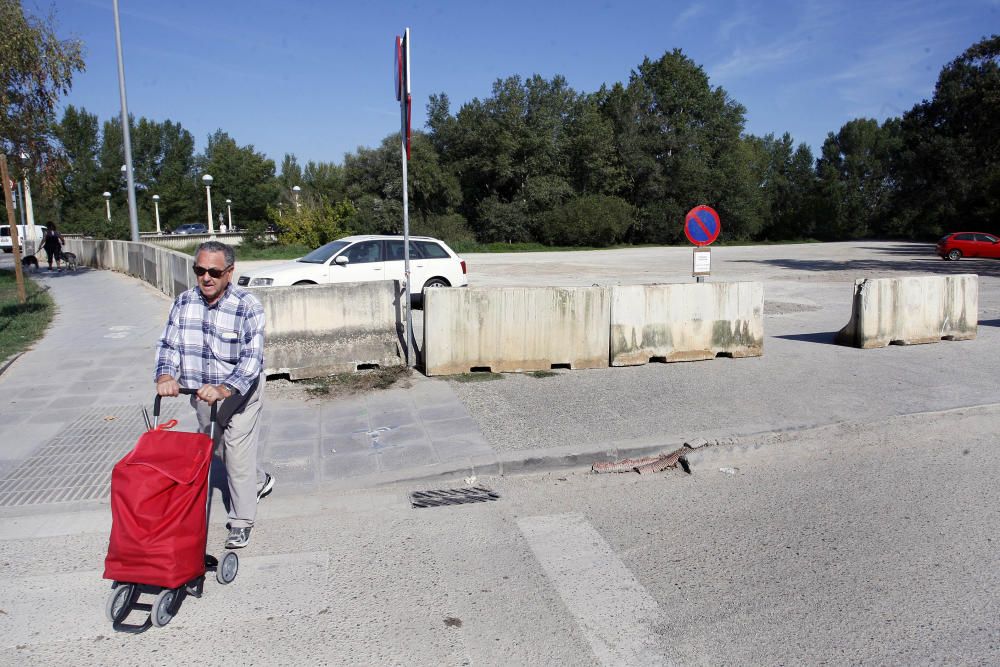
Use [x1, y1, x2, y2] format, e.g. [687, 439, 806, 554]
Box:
[103, 389, 238, 632]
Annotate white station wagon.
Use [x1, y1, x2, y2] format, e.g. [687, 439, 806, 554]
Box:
[236, 234, 468, 300]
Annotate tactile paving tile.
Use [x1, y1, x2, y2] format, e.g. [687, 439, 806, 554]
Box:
[0, 403, 181, 507]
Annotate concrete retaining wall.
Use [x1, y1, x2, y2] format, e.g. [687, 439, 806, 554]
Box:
[610, 282, 764, 365]
[250, 281, 403, 380]
[423, 287, 611, 375]
[835, 274, 978, 348]
[65, 238, 403, 379]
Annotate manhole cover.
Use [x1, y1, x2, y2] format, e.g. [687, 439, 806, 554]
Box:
[0, 403, 181, 507]
[410, 486, 500, 508]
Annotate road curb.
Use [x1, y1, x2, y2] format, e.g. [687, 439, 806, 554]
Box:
[0, 352, 23, 379]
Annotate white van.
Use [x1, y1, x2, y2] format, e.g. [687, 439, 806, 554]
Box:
[0, 224, 47, 255]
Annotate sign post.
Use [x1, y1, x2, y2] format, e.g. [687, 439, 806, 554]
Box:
[684, 205, 721, 282]
[1, 156, 27, 304]
[395, 28, 415, 367]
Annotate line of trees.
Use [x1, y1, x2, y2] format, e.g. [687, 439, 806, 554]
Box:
[7, 0, 997, 248]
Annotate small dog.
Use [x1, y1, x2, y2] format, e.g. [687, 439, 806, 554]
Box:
[61, 251, 78, 271]
[21, 254, 38, 271]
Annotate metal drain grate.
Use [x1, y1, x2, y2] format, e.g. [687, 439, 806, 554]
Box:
[0, 403, 181, 507]
[410, 486, 500, 508]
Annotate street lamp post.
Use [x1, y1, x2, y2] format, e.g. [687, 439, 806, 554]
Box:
[112, 0, 140, 242]
[202, 174, 214, 234]
[292, 185, 301, 212]
[152, 194, 161, 233]
[226, 199, 232, 231]
[103, 191, 112, 221]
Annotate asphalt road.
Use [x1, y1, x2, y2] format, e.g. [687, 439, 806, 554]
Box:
[4, 240, 999, 664]
[4, 405, 997, 665]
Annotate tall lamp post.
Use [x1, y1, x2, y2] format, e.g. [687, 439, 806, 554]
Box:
[112, 0, 140, 242]
[202, 174, 214, 234]
[292, 185, 301, 212]
[103, 192, 112, 221]
[225, 199, 232, 231]
[152, 194, 161, 233]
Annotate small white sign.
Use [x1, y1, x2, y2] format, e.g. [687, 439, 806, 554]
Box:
[693, 247, 711, 276]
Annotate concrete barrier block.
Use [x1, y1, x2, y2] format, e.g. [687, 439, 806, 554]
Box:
[423, 286, 611, 376]
[610, 282, 764, 366]
[836, 275, 978, 348]
[251, 281, 403, 380]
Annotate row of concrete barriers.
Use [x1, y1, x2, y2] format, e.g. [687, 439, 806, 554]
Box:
[422, 282, 765, 375]
[65, 238, 980, 380]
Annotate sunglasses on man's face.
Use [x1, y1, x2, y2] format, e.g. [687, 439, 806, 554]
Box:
[193, 265, 231, 278]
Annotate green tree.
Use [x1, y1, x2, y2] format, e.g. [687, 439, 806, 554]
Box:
[53, 105, 101, 232]
[0, 0, 84, 185]
[891, 34, 1000, 238]
[343, 132, 467, 239]
[815, 118, 900, 239]
[537, 194, 635, 247]
[747, 133, 818, 240]
[602, 50, 753, 243]
[277, 199, 354, 248]
[302, 160, 346, 206]
[200, 130, 278, 226]
[154, 120, 199, 231]
[429, 74, 582, 241]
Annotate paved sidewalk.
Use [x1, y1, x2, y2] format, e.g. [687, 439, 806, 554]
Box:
[0, 266, 497, 515]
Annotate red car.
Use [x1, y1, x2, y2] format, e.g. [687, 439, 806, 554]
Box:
[937, 232, 1000, 260]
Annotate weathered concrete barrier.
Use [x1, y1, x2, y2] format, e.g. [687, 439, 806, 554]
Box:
[836, 274, 978, 348]
[423, 287, 610, 375]
[610, 282, 764, 365]
[65, 238, 403, 378]
[251, 281, 403, 379]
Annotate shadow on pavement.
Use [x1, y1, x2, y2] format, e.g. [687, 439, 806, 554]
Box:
[774, 331, 841, 346]
[734, 243, 1000, 278]
[980, 319, 1000, 328]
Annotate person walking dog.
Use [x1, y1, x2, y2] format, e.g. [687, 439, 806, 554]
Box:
[154, 240, 274, 549]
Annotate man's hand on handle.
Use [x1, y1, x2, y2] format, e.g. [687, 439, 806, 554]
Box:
[157, 375, 232, 404]
[156, 374, 179, 397]
[196, 383, 232, 405]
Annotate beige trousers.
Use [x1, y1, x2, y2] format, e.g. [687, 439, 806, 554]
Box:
[192, 377, 265, 529]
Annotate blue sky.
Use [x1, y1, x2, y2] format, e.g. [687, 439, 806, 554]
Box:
[43, 0, 998, 170]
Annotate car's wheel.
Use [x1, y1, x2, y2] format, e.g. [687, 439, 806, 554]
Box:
[293, 280, 317, 285]
[948, 249, 962, 261]
[422, 277, 450, 292]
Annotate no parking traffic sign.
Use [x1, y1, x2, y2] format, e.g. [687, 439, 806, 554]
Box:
[684, 205, 721, 246]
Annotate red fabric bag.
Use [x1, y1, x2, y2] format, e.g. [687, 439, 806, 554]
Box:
[104, 422, 212, 589]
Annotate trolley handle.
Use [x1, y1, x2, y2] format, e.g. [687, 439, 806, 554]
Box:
[152, 387, 218, 426]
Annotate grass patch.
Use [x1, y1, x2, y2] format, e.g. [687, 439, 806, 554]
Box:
[527, 370, 559, 378]
[448, 371, 505, 382]
[300, 365, 411, 398]
[0, 269, 55, 363]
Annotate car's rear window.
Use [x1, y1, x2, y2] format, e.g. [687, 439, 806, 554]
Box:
[0, 226, 9, 237]
[299, 240, 349, 263]
[415, 241, 449, 259]
[955, 233, 975, 241]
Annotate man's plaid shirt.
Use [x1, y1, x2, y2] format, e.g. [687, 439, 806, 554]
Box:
[155, 283, 265, 395]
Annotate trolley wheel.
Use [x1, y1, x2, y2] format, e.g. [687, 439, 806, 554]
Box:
[217, 551, 239, 584]
[105, 583, 136, 624]
[150, 588, 178, 628]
